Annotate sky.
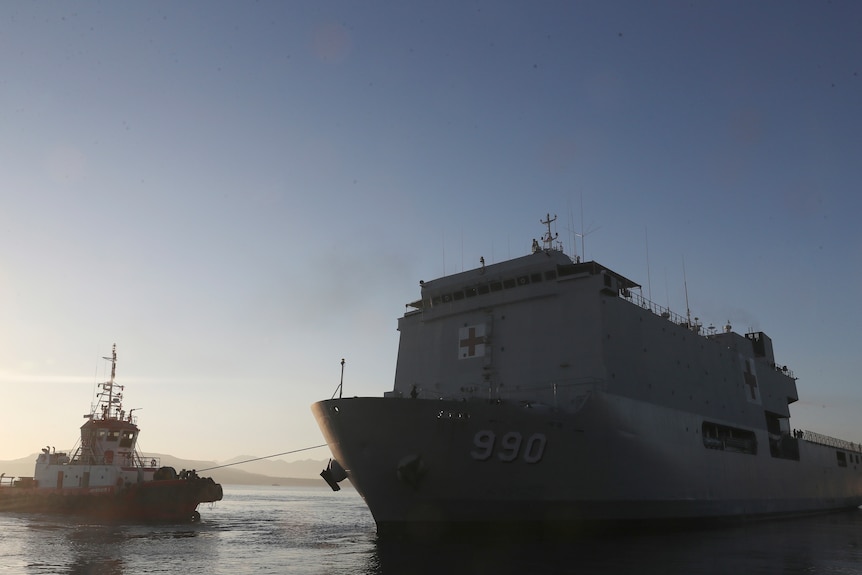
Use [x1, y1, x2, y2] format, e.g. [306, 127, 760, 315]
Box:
[1, 1, 861, 463]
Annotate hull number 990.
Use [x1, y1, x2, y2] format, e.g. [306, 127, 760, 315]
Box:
[470, 430, 546, 463]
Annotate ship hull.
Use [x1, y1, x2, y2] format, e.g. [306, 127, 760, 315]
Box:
[0, 478, 223, 523]
[313, 394, 862, 535]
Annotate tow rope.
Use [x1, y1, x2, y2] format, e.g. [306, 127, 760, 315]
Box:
[196, 444, 329, 472]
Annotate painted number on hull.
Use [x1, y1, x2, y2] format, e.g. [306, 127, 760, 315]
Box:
[470, 431, 546, 463]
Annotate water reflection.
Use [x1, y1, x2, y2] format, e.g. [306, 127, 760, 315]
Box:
[67, 557, 123, 575]
[4, 494, 860, 575]
[367, 510, 862, 575]
[17, 517, 208, 575]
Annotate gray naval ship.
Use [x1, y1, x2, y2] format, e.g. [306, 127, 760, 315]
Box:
[312, 216, 862, 536]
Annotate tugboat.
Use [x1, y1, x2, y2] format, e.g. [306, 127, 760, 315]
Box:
[0, 345, 222, 522]
[313, 215, 862, 537]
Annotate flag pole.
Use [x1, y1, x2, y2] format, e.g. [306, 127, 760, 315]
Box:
[339, 358, 345, 399]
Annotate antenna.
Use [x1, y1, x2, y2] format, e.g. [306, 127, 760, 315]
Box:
[540, 213, 558, 250]
[645, 227, 652, 300]
[97, 344, 120, 419]
[460, 228, 464, 272]
[683, 257, 692, 327]
[566, 200, 576, 257]
[575, 192, 600, 261]
[441, 229, 446, 277]
[580, 193, 584, 259]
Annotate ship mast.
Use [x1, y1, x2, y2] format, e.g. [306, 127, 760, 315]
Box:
[95, 344, 123, 420]
[541, 213, 558, 251]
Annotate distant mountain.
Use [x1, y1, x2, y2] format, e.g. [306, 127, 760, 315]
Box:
[0, 456, 34, 479]
[0, 454, 335, 488]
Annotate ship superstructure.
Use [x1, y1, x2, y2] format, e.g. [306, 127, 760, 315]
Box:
[313, 217, 862, 536]
[42, 344, 151, 489]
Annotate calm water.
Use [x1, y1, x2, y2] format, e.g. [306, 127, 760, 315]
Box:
[1, 486, 862, 574]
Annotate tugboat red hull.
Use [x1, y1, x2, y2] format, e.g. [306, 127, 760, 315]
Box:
[0, 478, 223, 523]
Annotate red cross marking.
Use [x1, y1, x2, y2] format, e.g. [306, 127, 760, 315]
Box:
[459, 327, 484, 357]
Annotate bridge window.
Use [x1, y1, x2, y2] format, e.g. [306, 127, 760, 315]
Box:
[119, 431, 136, 448]
[702, 421, 757, 455]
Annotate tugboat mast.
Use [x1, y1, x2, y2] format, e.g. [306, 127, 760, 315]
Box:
[96, 344, 123, 420]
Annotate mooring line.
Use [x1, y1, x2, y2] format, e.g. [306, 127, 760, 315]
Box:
[197, 444, 329, 472]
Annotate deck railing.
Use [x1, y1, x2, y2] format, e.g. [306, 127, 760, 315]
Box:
[621, 289, 798, 379]
[623, 290, 691, 328]
[802, 430, 862, 453]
